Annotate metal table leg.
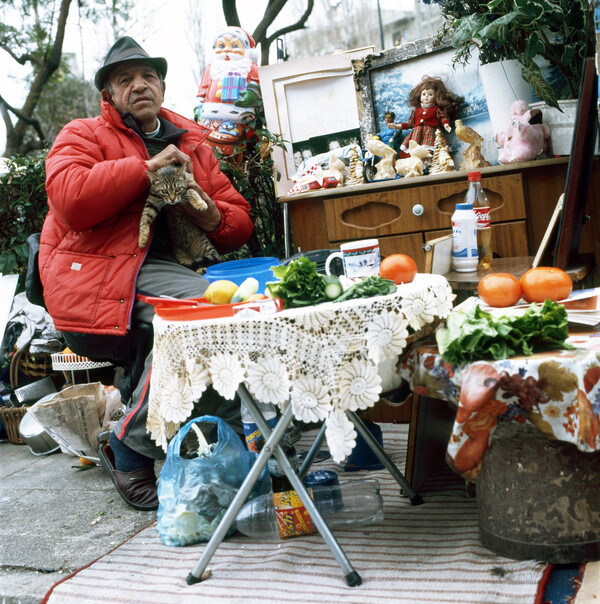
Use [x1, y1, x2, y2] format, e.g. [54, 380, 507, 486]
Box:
[297, 422, 327, 479]
[346, 411, 424, 506]
[186, 392, 291, 585]
[239, 386, 362, 587]
[188, 384, 362, 587]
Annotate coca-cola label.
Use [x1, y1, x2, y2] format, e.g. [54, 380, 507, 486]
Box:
[474, 206, 491, 228]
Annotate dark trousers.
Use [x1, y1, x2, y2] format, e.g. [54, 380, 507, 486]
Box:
[63, 254, 242, 460]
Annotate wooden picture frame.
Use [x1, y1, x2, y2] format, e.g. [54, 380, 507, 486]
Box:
[352, 36, 498, 165]
[259, 48, 374, 198]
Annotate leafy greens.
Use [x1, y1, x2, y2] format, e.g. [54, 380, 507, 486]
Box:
[268, 256, 328, 308]
[436, 300, 573, 364]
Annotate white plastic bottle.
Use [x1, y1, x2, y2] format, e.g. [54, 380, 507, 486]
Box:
[451, 203, 479, 272]
[235, 478, 384, 540]
[240, 401, 278, 453]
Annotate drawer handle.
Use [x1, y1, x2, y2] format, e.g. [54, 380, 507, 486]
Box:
[412, 204, 425, 216]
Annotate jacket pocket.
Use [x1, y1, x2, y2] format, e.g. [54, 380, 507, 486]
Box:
[44, 251, 112, 326]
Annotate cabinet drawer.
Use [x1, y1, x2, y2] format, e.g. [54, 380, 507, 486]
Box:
[379, 233, 427, 271]
[421, 173, 527, 225]
[323, 174, 526, 242]
[323, 189, 446, 241]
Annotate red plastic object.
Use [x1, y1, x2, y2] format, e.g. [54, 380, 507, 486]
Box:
[137, 294, 283, 321]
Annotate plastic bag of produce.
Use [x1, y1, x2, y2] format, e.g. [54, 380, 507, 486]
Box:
[157, 415, 270, 546]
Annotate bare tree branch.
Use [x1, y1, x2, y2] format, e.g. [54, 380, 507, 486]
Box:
[0, 43, 44, 67]
[252, 0, 289, 42]
[222, 0, 241, 26]
[0, 91, 47, 146]
[7, 0, 72, 155]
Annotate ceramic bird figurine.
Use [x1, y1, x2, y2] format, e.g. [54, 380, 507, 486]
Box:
[395, 140, 432, 178]
[323, 152, 347, 185]
[365, 134, 397, 180]
[455, 119, 491, 171]
[455, 119, 484, 147]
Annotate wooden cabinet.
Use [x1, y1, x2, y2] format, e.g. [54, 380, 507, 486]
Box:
[284, 158, 600, 275]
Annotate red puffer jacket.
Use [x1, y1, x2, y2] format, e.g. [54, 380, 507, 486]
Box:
[40, 100, 253, 335]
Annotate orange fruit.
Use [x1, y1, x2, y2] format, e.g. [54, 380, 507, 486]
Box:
[379, 254, 417, 284]
[519, 267, 572, 303]
[477, 273, 522, 307]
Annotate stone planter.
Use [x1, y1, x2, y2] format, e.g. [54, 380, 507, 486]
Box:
[529, 98, 579, 156]
[479, 59, 533, 137]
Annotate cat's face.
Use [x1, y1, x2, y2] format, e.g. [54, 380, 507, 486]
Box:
[150, 165, 188, 204]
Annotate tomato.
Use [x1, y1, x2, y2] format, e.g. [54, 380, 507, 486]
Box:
[519, 266, 572, 303]
[379, 253, 417, 284]
[477, 273, 522, 307]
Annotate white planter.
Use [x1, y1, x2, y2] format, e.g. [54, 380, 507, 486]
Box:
[529, 99, 579, 156]
[479, 59, 533, 138]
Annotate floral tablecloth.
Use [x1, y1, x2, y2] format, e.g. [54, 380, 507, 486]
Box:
[399, 330, 600, 481]
[147, 274, 454, 463]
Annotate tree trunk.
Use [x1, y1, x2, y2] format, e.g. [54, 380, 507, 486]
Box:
[4, 0, 72, 156]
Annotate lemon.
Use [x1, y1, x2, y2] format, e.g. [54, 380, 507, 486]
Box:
[204, 280, 239, 304]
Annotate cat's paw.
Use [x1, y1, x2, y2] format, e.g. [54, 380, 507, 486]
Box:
[187, 189, 208, 211]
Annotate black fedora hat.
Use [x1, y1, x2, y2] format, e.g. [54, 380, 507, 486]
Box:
[95, 36, 167, 92]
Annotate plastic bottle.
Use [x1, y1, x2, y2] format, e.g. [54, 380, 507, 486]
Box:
[465, 171, 493, 270]
[451, 203, 478, 272]
[240, 401, 278, 453]
[235, 478, 384, 540]
[268, 444, 298, 493]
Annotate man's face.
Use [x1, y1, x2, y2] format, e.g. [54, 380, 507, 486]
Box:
[103, 60, 165, 131]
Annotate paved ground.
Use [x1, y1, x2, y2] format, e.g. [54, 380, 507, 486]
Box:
[0, 440, 157, 603]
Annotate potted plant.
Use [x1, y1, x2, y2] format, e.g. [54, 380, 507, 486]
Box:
[422, 0, 595, 150]
[426, 0, 595, 110]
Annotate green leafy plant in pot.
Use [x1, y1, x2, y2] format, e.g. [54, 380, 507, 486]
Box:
[423, 0, 595, 110]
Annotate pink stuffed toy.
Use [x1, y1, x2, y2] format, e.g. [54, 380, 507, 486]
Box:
[495, 100, 551, 164]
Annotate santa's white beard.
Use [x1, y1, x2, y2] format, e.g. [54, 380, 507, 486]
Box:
[210, 53, 253, 80]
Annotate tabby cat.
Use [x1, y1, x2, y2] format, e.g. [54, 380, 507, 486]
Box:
[139, 164, 224, 269]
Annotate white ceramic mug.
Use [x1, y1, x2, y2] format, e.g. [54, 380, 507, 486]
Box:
[325, 239, 380, 279]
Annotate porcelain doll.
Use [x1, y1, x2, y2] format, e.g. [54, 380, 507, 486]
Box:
[390, 76, 464, 159]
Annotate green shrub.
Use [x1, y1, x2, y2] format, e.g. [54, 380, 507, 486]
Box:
[0, 153, 49, 292]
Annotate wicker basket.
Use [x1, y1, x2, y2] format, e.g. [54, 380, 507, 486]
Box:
[9, 346, 62, 390]
[0, 406, 28, 445]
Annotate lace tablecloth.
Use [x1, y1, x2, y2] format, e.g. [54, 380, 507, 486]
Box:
[147, 274, 454, 462]
[399, 330, 600, 480]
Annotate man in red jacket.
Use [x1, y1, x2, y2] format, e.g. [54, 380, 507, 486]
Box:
[40, 37, 254, 510]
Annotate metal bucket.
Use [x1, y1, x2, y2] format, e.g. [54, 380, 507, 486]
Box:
[476, 422, 600, 563]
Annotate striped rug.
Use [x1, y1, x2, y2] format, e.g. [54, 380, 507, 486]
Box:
[43, 424, 548, 604]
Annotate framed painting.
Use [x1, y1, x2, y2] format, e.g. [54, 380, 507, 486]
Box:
[259, 47, 374, 198]
[352, 36, 498, 166]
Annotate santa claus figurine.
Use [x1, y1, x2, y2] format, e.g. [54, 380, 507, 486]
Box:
[194, 26, 261, 154]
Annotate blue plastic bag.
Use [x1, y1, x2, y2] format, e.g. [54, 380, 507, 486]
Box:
[157, 415, 270, 547]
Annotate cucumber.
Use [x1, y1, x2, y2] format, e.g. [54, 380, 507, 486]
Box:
[231, 277, 259, 303]
[322, 275, 343, 300]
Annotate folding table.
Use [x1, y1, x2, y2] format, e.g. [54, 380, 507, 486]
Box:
[146, 273, 454, 585]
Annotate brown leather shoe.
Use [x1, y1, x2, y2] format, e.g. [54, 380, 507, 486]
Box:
[98, 443, 159, 511]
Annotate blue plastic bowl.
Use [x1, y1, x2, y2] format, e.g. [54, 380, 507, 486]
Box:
[204, 257, 280, 295]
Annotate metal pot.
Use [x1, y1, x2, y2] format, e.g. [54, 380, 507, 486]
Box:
[18, 407, 60, 456]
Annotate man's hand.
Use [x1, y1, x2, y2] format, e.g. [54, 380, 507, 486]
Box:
[145, 144, 192, 173]
[176, 180, 222, 232]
